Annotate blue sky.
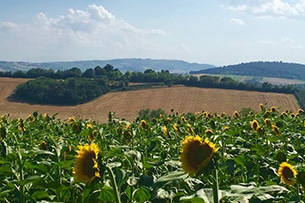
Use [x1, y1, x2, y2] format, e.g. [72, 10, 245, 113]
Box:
[0, 0, 305, 66]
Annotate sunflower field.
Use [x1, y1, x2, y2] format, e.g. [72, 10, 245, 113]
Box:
[1, 104, 305, 202]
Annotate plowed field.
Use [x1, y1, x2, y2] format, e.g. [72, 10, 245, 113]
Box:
[0, 78, 300, 122]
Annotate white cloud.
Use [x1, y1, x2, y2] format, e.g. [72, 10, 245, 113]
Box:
[226, 0, 305, 16]
[253, 0, 299, 15]
[228, 5, 248, 12]
[0, 4, 183, 62]
[88, 4, 115, 20]
[229, 18, 246, 25]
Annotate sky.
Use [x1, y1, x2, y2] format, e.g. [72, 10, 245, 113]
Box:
[0, 0, 305, 66]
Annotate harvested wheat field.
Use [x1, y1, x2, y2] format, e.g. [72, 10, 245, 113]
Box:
[0, 77, 301, 123]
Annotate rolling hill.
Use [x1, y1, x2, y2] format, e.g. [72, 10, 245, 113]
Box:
[191, 61, 305, 81]
[0, 58, 214, 74]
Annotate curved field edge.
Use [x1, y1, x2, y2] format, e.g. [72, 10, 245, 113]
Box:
[0, 77, 300, 122]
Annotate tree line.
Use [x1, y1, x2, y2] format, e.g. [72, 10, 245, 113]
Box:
[1, 64, 299, 106]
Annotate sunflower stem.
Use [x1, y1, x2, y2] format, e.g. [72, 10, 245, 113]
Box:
[106, 165, 121, 203]
[212, 168, 219, 203]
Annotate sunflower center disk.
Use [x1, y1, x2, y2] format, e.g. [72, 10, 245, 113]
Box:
[283, 167, 294, 179]
[82, 152, 98, 177]
[188, 142, 212, 169]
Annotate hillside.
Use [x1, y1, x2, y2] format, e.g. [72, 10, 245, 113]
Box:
[0, 58, 214, 74]
[0, 78, 300, 123]
[191, 61, 305, 81]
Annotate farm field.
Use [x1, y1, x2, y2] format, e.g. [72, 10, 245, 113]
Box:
[192, 74, 305, 85]
[0, 77, 301, 122]
[1, 77, 305, 202]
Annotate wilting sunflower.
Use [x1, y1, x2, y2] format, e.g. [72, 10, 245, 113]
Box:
[74, 143, 100, 183]
[278, 162, 297, 185]
[180, 135, 219, 175]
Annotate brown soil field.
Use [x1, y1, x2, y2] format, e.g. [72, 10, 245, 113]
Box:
[0, 77, 301, 123]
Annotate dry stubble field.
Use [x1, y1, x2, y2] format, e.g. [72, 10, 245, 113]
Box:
[0, 77, 301, 123]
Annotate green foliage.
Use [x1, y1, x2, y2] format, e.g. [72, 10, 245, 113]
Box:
[0, 105, 305, 202]
[13, 77, 109, 105]
[193, 61, 305, 81]
[137, 108, 167, 120]
[9, 64, 129, 105]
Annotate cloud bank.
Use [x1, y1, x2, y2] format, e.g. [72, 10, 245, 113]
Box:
[0, 4, 177, 62]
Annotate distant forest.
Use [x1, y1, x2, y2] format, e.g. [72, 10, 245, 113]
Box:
[1, 63, 302, 107]
[191, 61, 305, 81]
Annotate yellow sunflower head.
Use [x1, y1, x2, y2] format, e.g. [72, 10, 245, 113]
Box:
[222, 126, 230, 132]
[251, 119, 259, 131]
[272, 125, 280, 136]
[74, 143, 100, 183]
[180, 135, 219, 175]
[162, 126, 168, 138]
[278, 162, 297, 186]
[259, 103, 265, 111]
[233, 111, 240, 119]
[264, 118, 271, 126]
[298, 108, 304, 115]
[68, 117, 76, 125]
[270, 106, 277, 112]
[173, 123, 179, 132]
[140, 119, 148, 129]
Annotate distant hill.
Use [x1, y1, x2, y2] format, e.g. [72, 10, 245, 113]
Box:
[0, 58, 215, 74]
[190, 61, 305, 81]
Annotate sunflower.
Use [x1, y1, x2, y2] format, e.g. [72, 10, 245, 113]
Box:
[39, 141, 48, 151]
[140, 119, 148, 129]
[278, 162, 297, 185]
[67, 117, 76, 125]
[173, 123, 180, 132]
[272, 125, 280, 136]
[270, 106, 277, 112]
[222, 126, 230, 132]
[297, 108, 304, 115]
[233, 111, 240, 118]
[264, 118, 271, 126]
[163, 126, 168, 138]
[180, 135, 219, 175]
[186, 124, 194, 134]
[74, 143, 100, 182]
[259, 103, 265, 111]
[251, 119, 259, 131]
